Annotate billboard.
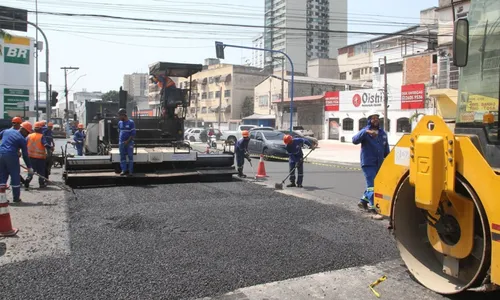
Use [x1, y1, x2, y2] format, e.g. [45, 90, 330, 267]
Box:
[324, 91, 339, 111]
[0, 6, 28, 32]
[340, 88, 386, 110]
[401, 84, 425, 109]
[0, 35, 35, 119]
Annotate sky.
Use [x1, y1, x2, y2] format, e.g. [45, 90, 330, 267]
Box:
[2, 0, 438, 101]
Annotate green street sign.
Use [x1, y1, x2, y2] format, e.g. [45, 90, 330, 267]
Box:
[4, 88, 29, 96]
[4, 46, 30, 64]
[4, 95, 29, 104]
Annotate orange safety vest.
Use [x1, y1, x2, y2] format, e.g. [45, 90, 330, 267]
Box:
[165, 76, 176, 88]
[27, 132, 47, 159]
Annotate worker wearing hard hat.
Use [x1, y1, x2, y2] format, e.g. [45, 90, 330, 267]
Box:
[352, 110, 390, 215]
[0, 121, 34, 202]
[11, 117, 23, 130]
[117, 108, 136, 176]
[44, 122, 55, 180]
[24, 122, 52, 189]
[235, 130, 251, 178]
[283, 134, 314, 188]
[73, 123, 86, 156]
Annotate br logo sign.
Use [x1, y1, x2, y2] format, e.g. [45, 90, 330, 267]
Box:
[352, 94, 362, 107]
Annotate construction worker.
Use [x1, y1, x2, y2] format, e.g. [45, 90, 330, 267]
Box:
[11, 117, 23, 130]
[44, 122, 55, 180]
[352, 110, 390, 214]
[117, 108, 136, 176]
[0, 121, 34, 202]
[73, 123, 86, 156]
[235, 130, 251, 178]
[24, 122, 52, 189]
[283, 134, 314, 188]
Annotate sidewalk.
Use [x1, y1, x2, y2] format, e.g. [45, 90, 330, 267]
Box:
[0, 166, 70, 266]
[305, 140, 361, 165]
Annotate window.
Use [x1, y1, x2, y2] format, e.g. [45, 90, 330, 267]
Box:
[258, 95, 269, 106]
[352, 69, 361, 79]
[249, 131, 256, 139]
[339, 72, 346, 80]
[209, 77, 214, 84]
[208, 92, 213, 99]
[215, 91, 221, 98]
[358, 118, 367, 129]
[201, 107, 207, 113]
[202, 92, 207, 99]
[342, 118, 354, 131]
[396, 117, 411, 133]
[379, 118, 391, 132]
[224, 90, 231, 97]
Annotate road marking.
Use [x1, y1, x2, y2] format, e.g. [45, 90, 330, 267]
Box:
[199, 259, 447, 300]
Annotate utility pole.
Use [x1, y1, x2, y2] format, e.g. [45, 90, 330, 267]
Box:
[383, 56, 389, 131]
[35, 0, 39, 121]
[268, 77, 272, 115]
[61, 66, 79, 137]
[280, 56, 285, 129]
[218, 84, 222, 130]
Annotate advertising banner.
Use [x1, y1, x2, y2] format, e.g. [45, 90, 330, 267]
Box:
[324, 91, 339, 111]
[0, 35, 34, 119]
[401, 84, 425, 109]
[340, 88, 386, 110]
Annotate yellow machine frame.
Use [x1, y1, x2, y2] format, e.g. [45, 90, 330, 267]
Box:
[374, 115, 500, 286]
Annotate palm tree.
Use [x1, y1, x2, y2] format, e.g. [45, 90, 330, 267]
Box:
[0, 29, 12, 56]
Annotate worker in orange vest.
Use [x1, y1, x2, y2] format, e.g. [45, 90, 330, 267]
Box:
[24, 122, 52, 188]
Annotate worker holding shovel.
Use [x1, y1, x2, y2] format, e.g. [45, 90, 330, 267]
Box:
[235, 130, 251, 178]
[283, 134, 315, 188]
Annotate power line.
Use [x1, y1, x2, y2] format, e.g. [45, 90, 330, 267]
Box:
[26, 10, 448, 38]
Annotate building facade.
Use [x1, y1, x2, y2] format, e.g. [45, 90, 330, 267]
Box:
[264, 0, 347, 73]
[251, 34, 265, 69]
[123, 73, 148, 97]
[177, 61, 267, 128]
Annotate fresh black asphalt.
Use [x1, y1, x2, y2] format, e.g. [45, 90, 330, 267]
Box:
[0, 178, 399, 299]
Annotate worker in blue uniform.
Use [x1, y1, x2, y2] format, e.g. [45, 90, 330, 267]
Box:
[283, 134, 313, 188]
[117, 108, 136, 176]
[352, 110, 390, 214]
[235, 130, 251, 178]
[0, 121, 34, 203]
[73, 123, 86, 156]
[43, 122, 55, 180]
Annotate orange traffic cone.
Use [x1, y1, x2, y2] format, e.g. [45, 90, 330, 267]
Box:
[0, 185, 18, 237]
[256, 154, 268, 178]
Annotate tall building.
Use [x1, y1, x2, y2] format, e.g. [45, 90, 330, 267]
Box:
[251, 34, 265, 68]
[264, 0, 348, 74]
[123, 73, 148, 97]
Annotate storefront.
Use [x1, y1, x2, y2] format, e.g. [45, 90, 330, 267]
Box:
[323, 84, 434, 145]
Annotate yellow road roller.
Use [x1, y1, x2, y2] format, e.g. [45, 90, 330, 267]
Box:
[374, 0, 500, 295]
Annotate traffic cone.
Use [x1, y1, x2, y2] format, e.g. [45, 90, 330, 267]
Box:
[256, 154, 268, 178]
[0, 185, 18, 237]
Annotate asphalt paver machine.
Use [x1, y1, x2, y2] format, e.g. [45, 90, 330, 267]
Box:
[63, 62, 237, 186]
[374, 0, 500, 295]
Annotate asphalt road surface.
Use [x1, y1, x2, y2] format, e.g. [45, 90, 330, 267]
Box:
[0, 177, 403, 300]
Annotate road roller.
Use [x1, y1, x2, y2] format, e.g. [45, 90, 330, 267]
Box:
[374, 0, 500, 295]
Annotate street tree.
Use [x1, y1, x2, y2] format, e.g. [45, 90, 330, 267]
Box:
[241, 96, 254, 117]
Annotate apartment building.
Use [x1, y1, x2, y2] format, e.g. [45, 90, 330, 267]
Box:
[251, 34, 265, 69]
[177, 59, 267, 127]
[123, 73, 148, 97]
[264, 0, 347, 74]
[72, 89, 103, 125]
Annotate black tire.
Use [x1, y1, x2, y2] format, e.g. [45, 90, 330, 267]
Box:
[189, 136, 196, 142]
[228, 136, 237, 144]
[263, 148, 270, 161]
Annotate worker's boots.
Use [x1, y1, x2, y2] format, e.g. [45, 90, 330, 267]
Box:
[237, 167, 247, 178]
[287, 182, 296, 188]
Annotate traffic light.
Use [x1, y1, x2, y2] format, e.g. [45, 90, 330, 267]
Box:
[50, 91, 59, 106]
[215, 41, 225, 59]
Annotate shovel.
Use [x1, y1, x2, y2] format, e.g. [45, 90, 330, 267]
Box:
[274, 148, 315, 190]
[20, 165, 74, 193]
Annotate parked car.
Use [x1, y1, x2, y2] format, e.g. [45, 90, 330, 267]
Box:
[185, 127, 204, 142]
[247, 130, 288, 159]
[278, 130, 318, 149]
[249, 126, 275, 131]
[293, 125, 314, 137]
[221, 125, 257, 144]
